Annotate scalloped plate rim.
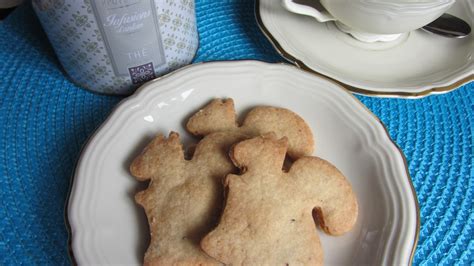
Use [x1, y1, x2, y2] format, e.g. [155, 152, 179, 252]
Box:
[66, 60, 419, 265]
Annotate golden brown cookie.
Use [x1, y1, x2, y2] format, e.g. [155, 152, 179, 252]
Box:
[201, 134, 358, 265]
[187, 98, 314, 159]
[131, 99, 315, 265]
[131, 131, 246, 265]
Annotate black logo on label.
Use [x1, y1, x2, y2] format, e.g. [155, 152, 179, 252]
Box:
[128, 62, 156, 84]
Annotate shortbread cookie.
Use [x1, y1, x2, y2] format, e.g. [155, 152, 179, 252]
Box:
[187, 98, 313, 159]
[131, 99, 315, 265]
[130, 99, 314, 265]
[131, 131, 246, 265]
[201, 134, 358, 265]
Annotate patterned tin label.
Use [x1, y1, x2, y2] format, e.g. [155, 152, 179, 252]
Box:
[91, 0, 165, 78]
[32, 0, 198, 94]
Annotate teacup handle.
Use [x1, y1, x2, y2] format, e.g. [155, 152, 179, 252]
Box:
[282, 0, 335, 22]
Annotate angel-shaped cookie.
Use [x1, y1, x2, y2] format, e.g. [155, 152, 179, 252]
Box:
[201, 134, 358, 265]
[130, 99, 314, 265]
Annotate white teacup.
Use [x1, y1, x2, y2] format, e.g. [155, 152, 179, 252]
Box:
[283, 0, 456, 42]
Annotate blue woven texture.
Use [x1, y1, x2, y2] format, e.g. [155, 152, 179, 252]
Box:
[0, 1, 472, 265]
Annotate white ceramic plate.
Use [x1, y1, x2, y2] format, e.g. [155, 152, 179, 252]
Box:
[68, 61, 419, 265]
[256, 0, 474, 97]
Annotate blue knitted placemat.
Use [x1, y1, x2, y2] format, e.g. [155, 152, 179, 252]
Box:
[0, 1, 472, 265]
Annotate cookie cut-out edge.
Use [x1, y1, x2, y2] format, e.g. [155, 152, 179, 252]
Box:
[186, 98, 314, 159]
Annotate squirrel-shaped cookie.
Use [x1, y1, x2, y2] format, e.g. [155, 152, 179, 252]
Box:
[130, 99, 314, 265]
[131, 131, 246, 265]
[201, 134, 358, 265]
[187, 98, 313, 158]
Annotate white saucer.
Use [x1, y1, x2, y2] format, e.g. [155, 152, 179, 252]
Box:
[256, 0, 473, 97]
[67, 61, 419, 265]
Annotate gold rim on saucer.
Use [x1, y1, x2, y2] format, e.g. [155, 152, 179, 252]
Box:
[254, 0, 473, 98]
